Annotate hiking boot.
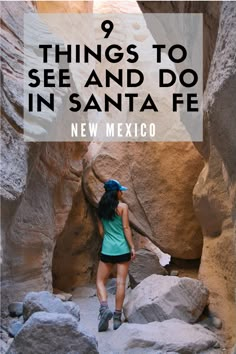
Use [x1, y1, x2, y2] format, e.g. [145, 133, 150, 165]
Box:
[98, 306, 113, 332]
[113, 311, 122, 330]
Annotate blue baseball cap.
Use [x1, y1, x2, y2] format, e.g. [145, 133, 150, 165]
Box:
[104, 179, 128, 192]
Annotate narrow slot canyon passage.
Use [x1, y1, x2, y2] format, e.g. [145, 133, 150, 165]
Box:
[1, 1, 236, 354]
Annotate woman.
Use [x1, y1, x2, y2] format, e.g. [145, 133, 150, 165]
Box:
[96, 179, 136, 332]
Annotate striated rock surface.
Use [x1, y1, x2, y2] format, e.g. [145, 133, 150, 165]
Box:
[6, 312, 99, 354]
[137, 1, 236, 349]
[113, 319, 220, 354]
[1, 140, 91, 314]
[129, 249, 168, 288]
[84, 141, 204, 259]
[0, 1, 96, 319]
[123, 274, 209, 324]
[194, 3, 236, 348]
[1, 0, 40, 317]
[0, 0, 36, 200]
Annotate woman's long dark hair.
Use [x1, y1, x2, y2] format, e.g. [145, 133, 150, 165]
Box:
[97, 190, 119, 220]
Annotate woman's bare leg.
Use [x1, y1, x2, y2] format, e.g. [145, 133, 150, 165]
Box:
[115, 262, 130, 310]
[96, 261, 113, 302]
[96, 261, 114, 332]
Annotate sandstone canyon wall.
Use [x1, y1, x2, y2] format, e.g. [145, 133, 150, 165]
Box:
[138, 0, 236, 347]
[0, 1, 99, 316]
[195, 3, 236, 347]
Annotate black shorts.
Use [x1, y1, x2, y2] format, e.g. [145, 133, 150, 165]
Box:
[100, 253, 131, 264]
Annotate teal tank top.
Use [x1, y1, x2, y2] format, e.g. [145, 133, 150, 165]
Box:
[101, 214, 130, 256]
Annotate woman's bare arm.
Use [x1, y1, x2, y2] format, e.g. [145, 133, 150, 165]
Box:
[121, 204, 136, 260]
[97, 217, 104, 239]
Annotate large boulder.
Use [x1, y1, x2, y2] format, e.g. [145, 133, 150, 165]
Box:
[83, 141, 203, 259]
[123, 274, 208, 324]
[112, 319, 220, 354]
[129, 249, 168, 288]
[6, 312, 99, 354]
[23, 291, 80, 322]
